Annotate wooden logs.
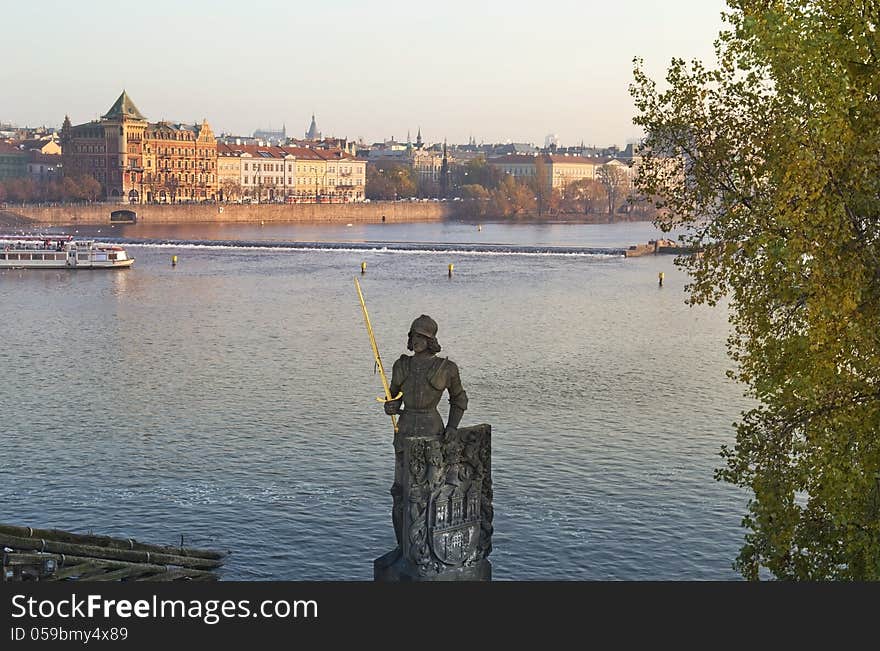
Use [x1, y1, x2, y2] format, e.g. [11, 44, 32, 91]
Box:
[0, 523, 226, 560]
[4, 551, 217, 581]
[0, 533, 223, 571]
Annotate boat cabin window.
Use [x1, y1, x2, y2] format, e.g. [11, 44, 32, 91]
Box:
[78, 253, 89, 260]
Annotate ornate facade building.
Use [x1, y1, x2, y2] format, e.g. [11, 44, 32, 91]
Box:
[61, 91, 218, 203]
[410, 149, 444, 185]
[142, 120, 217, 203]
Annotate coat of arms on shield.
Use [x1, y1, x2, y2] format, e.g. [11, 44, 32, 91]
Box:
[429, 480, 482, 566]
[388, 425, 492, 580]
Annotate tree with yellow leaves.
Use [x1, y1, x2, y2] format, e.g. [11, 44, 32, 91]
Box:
[631, 1, 880, 579]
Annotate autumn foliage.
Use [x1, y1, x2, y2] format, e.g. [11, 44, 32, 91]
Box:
[632, 1, 880, 579]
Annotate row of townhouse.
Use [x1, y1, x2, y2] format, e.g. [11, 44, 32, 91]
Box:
[217, 143, 365, 202]
[59, 91, 365, 204]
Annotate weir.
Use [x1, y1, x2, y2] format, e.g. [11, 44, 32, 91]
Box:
[79, 237, 629, 257]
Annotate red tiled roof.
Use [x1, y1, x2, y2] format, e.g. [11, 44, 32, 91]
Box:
[487, 154, 538, 164]
[314, 149, 355, 161]
[217, 143, 242, 156]
[546, 155, 601, 164]
[17, 139, 57, 151]
[216, 143, 358, 161]
[279, 146, 327, 160]
[0, 142, 25, 154]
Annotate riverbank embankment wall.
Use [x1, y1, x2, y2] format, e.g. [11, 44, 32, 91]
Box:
[2, 202, 451, 226]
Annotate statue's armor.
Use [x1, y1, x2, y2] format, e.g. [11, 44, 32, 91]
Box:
[388, 353, 468, 546]
[393, 355, 466, 438]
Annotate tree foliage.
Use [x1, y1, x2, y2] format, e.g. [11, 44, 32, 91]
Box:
[0, 173, 105, 203]
[220, 178, 242, 201]
[453, 156, 503, 190]
[365, 164, 416, 200]
[596, 164, 629, 218]
[531, 156, 553, 216]
[631, 0, 880, 580]
[563, 178, 606, 215]
[492, 175, 535, 217]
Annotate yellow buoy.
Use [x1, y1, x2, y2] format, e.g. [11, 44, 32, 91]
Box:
[361, 261, 367, 274]
[448, 263, 454, 277]
[172, 255, 178, 266]
[658, 271, 664, 287]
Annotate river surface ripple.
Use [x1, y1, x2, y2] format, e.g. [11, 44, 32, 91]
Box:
[0, 221, 749, 579]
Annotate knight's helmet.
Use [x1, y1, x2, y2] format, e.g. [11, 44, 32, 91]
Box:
[409, 314, 437, 339]
[408, 314, 441, 351]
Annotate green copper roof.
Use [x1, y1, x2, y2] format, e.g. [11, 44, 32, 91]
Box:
[102, 91, 146, 120]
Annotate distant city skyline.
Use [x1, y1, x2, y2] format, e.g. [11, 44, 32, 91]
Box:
[1, 0, 728, 146]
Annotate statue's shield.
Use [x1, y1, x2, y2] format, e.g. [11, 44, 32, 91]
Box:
[428, 480, 482, 566]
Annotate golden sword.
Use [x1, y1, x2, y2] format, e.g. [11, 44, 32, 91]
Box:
[354, 277, 402, 434]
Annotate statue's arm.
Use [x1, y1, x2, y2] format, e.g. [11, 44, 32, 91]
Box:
[445, 362, 468, 435]
[384, 356, 405, 415]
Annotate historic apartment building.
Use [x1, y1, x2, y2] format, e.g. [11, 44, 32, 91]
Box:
[61, 91, 218, 203]
[217, 143, 365, 202]
[488, 154, 632, 192]
[141, 120, 217, 203]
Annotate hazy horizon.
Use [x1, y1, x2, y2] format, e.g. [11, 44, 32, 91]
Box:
[2, 0, 728, 147]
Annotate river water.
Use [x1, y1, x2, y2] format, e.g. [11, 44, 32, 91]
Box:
[0, 220, 750, 579]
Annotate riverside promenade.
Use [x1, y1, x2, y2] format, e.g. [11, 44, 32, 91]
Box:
[1, 201, 450, 227]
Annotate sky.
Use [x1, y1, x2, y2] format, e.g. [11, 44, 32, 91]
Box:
[1, 0, 729, 147]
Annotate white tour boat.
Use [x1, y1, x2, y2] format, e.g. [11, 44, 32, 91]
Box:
[0, 235, 135, 269]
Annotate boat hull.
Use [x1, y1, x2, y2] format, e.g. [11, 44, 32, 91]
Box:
[1, 236, 135, 270]
[0, 259, 134, 270]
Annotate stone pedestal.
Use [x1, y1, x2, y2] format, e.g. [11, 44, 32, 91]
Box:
[374, 549, 491, 581]
[374, 424, 493, 582]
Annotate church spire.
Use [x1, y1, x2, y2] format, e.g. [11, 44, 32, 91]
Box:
[306, 114, 320, 140]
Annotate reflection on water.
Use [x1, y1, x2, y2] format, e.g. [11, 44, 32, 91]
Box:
[0, 223, 749, 579]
